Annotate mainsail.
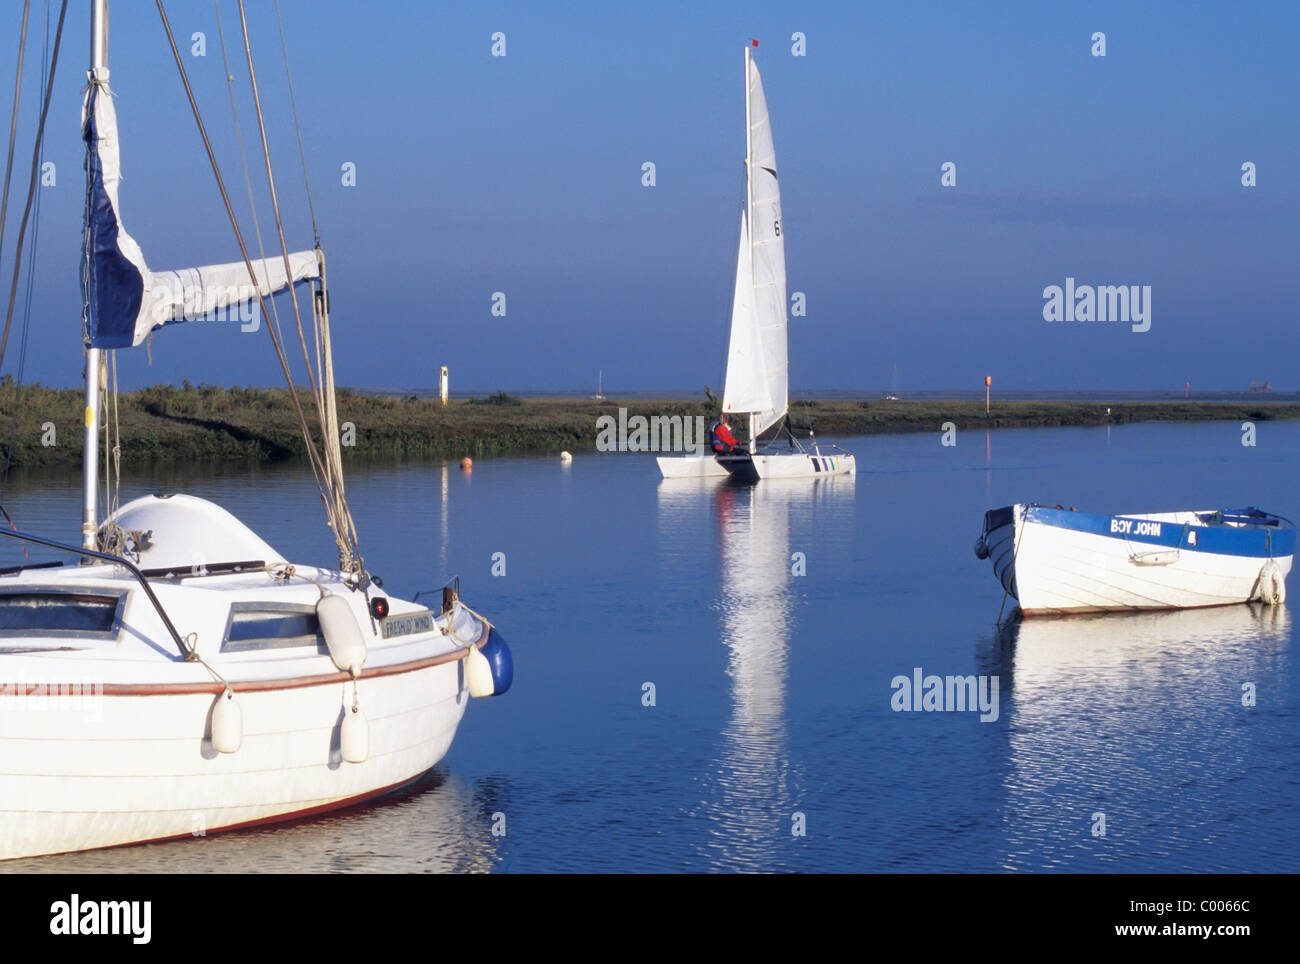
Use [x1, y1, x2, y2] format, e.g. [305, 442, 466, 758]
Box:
[81, 72, 319, 349]
[721, 50, 788, 441]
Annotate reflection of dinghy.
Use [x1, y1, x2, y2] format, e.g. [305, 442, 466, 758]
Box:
[975, 504, 1293, 615]
[656, 44, 853, 482]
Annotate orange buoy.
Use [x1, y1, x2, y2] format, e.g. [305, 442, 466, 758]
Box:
[460, 457, 473, 471]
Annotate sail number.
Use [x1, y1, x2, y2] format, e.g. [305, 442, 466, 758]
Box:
[773, 220, 781, 236]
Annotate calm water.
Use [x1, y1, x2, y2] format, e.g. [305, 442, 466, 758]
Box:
[2, 419, 1297, 873]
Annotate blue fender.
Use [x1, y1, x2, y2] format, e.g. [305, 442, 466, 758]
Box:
[478, 627, 513, 696]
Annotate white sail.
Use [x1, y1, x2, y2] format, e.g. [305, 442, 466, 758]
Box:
[721, 51, 788, 440]
[82, 71, 319, 349]
[722, 207, 768, 414]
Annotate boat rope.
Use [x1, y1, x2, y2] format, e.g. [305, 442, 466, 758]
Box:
[0, 0, 49, 518]
[444, 600, 495, 648]
[212, 0, 290, 362]
[0, 0, 31, 287]
[155, 0, 363, 576]
[234, 0, 362, 576]
[273, 0, 319, 245]
[0, 0, 66, 375]
[181, 631, 236, 693]
[96, 349, 126, 553]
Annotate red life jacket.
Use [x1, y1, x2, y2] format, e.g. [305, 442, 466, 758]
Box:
[710, 420, 738, 452]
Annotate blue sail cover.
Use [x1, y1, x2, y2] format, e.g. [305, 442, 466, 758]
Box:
[81, 71, 319, 349]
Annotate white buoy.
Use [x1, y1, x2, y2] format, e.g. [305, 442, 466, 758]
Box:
[317, 593, 367, 675]
[341, 700, 369, 764]
[211, 688, 242, 754]
[560, 451, 573, 463]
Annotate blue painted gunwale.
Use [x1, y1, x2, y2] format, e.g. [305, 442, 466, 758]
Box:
[1022, 505, 1295, 559]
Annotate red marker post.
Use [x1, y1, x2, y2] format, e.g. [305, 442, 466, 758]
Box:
[985, 375, 992, 415]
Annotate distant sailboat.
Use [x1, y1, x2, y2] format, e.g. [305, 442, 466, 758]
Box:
[592, 370, 606, 401]
[657, 44, 854, 482]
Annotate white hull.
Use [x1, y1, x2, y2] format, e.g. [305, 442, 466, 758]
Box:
[656, 451, 855, 481]
[748, 452, 855, 480]
[0, 494, 507, 860]
[656, 455, 731, 479]
[0, 662, 467, 860]
[982, 504, 1293, 615]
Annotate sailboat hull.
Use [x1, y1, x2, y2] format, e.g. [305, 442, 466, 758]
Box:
[722, 452, 855, 482]
[656, 452, 855, 481]
[0, 660, 468, 860]
[656, 455, 731, 479]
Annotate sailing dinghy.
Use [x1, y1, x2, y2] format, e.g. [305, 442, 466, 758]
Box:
[0, 1, 511, 860]
[975, 503, 1293, 615]
[657, 43, 854, 482]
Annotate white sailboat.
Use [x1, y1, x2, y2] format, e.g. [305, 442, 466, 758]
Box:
[0, 1, 510, 861]
[658, 44, 854, 482]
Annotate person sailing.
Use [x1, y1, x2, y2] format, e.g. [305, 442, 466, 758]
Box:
[709, 412, 742, 455]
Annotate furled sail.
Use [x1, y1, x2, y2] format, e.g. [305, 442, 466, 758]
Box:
[81, 73, 319, 349]
[721, 51, 788, 440]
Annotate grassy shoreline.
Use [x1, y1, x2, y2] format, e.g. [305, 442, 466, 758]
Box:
[2, 383, 1297, 468]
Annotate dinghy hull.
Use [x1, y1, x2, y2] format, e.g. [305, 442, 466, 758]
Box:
[976, 503, 1294, 615]
[657, 451, 855, 481]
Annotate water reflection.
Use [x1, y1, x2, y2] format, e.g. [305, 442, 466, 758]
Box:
[2, 769, 502, 873]
[982, 604, 1291, 871]
[658, 474, 854, 869]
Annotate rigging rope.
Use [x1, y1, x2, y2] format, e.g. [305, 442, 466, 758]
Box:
[0, 0, 32, 286]
[0, 0, 66, 374]
[274, 0, 319, 244]
[155, 0, 362, 576]
[1, 0, 48, 508]
[234, 0, 361, 573]
[212, 0, 290, 367]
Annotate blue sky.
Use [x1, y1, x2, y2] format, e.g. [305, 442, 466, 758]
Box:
[1, 0, 1297, 394]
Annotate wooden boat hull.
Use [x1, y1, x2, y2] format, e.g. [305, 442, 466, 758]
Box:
[977, 503, 1294, 615]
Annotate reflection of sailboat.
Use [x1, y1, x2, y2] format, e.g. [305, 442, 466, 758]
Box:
[657, 44, 853, 482]
[658, 474, 853, 867]
[988, 604, 1291, 871]
[0, 769, 499, 874]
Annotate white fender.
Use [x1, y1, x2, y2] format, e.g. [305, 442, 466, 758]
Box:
[1258, 561, 1286, 605]
[317, 593, 367, 675]
[341, 702, 369, 764]
[465, 645, 495, 698]
[211, 688, 242, 754]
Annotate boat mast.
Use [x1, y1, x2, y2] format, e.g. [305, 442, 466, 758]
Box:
[82, 0, 107, 551]
[744, 44, 756, 455]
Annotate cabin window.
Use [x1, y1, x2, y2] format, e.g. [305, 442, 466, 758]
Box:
[222, 603, 327, 653]
[0, 590, 124, 638]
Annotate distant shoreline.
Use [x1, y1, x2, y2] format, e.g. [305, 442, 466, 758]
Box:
[2, 383, 1297, 468]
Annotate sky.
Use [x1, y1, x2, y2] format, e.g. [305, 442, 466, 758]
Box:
[0, 0, 1297, 395]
